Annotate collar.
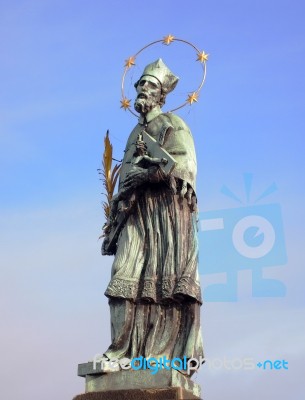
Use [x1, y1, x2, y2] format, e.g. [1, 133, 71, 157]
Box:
[138, 105, 162, 125]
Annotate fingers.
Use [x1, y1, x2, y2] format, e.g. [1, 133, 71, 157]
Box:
[122, 177, 133, 187]
[122, 177, 139, 189]
[186, 187, 193, 205]
[123, 168, 148, 189]
[122, 171, 140, 186]
[123, 171, 140, 186]
[179, 181, 197, 212]
[180, 180, 188, 198]
[120, 176, 138, 194]
[191, 195, 197, 212]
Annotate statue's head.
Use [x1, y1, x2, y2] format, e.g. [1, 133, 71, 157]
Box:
[134, 59, 179, 115]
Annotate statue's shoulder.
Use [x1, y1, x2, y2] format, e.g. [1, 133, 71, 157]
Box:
[160, 112, 191, 133]
[159, 113, 197, 190]
[158, 113, 195, 152]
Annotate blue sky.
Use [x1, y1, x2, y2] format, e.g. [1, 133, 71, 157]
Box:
[1, 0, 304, 399]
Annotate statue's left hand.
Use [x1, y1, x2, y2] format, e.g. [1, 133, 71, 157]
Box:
[121, 165, 148, 193]
[180, 180, 197, 212]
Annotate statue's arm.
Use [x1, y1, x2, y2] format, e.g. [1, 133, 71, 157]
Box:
[163, 114, 198, 211]
[120, 164, 165, 195]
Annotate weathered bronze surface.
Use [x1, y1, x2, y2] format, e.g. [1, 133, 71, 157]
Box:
[102, 59, 203, 367]
[78, 366, 201, 396]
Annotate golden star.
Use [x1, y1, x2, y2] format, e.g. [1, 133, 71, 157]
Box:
[196, 50, 209, 62]
[124, 56, 136, 68]
[163, 34, 175, 45]
[186, 92, 199, 105]
[120, 97, 131, 110]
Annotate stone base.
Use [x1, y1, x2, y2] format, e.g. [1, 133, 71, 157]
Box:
[78, 362, 200, 398]
[73, 387, 201, 400]
[76, 362, 202, 399]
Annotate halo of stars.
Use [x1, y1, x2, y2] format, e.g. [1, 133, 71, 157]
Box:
[121, 35, 209, 116]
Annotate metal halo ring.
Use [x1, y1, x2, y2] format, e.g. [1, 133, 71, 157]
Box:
[120, 35, 208, 117]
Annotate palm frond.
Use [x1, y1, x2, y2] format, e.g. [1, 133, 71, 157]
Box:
[101, 130, 121, 221]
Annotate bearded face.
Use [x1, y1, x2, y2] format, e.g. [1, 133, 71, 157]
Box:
[134, 76, 162, 115]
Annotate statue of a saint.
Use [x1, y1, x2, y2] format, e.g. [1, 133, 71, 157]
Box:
[102, 59, 203, 370]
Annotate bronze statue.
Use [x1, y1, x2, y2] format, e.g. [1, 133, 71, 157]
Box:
[102, 59, 203, 370]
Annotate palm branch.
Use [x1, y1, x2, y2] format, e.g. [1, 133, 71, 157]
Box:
[99, 130, 121, 222]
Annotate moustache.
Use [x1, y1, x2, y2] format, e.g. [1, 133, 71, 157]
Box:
[136, 93, 148, 100]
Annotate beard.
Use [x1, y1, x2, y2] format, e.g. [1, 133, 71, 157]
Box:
[134, 96, 158, 115]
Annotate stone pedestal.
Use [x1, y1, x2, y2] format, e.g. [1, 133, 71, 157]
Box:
[75, 362, 202, 399]
[73, 387, 201, 399]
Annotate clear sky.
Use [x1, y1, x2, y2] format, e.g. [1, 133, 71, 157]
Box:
[0, 0, 304, 399]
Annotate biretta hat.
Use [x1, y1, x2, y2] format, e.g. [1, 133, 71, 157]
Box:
[135, 58, 179, 95]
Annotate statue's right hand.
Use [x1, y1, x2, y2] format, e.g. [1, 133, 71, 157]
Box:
[121, 165, 148, 191]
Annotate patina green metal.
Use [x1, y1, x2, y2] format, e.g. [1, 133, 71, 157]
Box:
[102, 59, 203, 374]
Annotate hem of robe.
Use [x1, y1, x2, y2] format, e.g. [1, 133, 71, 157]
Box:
[105, 275, 202, 304]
